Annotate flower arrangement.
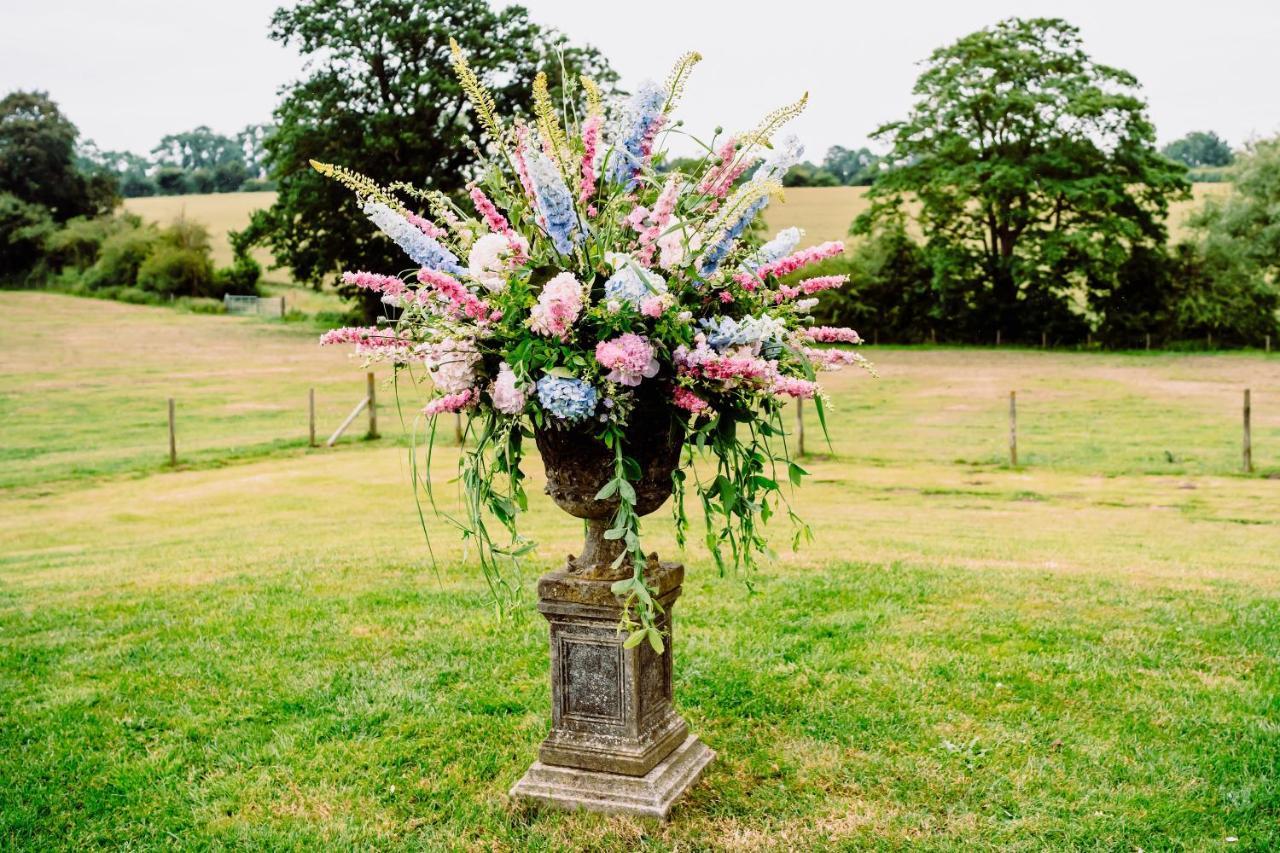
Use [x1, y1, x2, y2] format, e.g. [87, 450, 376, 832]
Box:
[317, 44, 868, 650]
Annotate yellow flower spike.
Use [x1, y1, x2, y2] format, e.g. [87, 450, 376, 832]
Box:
[580, 76, 603, 118]
[310, 160, 405, 212]
[532, 71, 570, 163]
[662, 51, 703, 113]
[449, 37, 505, 146]
[739, 91, 809, 148]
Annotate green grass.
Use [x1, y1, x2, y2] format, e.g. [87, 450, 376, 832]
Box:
[2, 291, 1279, 849]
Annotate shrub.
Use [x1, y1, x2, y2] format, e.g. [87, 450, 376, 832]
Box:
[44, 212, 141, 272]
[83, 222, 159, 290]
[136, 246, 215, 297]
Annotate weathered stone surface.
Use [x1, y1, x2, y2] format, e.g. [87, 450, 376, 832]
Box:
[510, 560, 712, 816]
[509, 734, 714, 821]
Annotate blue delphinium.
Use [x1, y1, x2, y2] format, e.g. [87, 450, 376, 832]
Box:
[743, 227, 802, 271]
[606, 81, 666, 188]
[363, 201, 465, 275]
[536, 375, 598, 422]
[604, 265, 667, 307]
[697, 196, 768, 276]
[526, 147, 581, 255]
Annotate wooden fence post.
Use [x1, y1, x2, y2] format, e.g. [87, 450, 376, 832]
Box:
[308, 388, 316, 447]
[1146, 332, 1152, 351]
[454, 412, 464, 446]
[996, 329, 1002, 347]
[795, 398, 805, 456]
[366, 372, 379, 439]
[1009, 391, 1018, 467]
[1041, 331, 1047, 349]
[167, 398, 177, 466]
[1243, 389, 1253, 474]
[1266, 334, 1272, 354]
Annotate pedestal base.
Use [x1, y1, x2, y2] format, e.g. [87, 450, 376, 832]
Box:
[510, 734, 714, 820]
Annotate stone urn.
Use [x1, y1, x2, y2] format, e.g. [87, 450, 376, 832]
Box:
[509, 390, 715, 819]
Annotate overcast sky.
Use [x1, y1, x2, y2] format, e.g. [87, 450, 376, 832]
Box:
[3, 0, 1277, 161]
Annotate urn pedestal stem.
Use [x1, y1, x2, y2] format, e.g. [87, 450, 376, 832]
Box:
[509, 560, 714, 819]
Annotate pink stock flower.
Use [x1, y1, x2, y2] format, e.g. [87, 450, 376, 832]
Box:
[423, 388, 478, 416]
[674, 335, 777, 388]
[802, 346, 866, 371]
[417, 269, 498, 322]
[405, 212, 447, 239]
[579, 114, 602, 204]
[595, 333, 659, 386]
[319, 326, 411, 361]
[719, 291, 734, 304]
[528, 272, 585, 340]
[625, 205, 651, 232]
[468, 185, 511, 235]
[804, 326, 863, 344]
[673, 386, 710, 414]
[772, 376, 818, 398]
[735, 241, 846, 286]
[774, 275, 850, 303]
[342, 270, 407, 297]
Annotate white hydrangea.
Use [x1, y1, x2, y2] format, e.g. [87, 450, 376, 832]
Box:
[467, 232, 526, 292]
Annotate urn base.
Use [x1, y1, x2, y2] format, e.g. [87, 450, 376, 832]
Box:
[510, 734, 714, 820]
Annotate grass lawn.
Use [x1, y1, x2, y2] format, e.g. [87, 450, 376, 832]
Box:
[2, 292, 1278, 849]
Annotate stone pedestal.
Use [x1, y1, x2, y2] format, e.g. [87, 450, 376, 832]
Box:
[509, 560, 713, 819]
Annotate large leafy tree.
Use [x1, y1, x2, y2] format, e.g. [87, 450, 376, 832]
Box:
[246, 0, 615, 316]
[0, 91, 116, 222]
[856, 18, 1188, 339]
[1162, 131, 1234, 168]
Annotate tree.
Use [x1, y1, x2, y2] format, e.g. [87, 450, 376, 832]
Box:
[856, 18, 1188, 340]
[244, 0, 616, 317]
[822, 146, 880, 186]
[1162, 131, 1233, 168]
[782, 162, 840, 187]
[0, 91, 115, 222]
[151, 126, 243, 172]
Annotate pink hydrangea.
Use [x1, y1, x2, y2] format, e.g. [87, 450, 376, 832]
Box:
[640, 294, 671, 318]
[804, 326, 862, 343]
[673, 386, 710, 414]
[423, 388, 478, 415]
[490, 362, 527, 415]
[528, 272, 585, 340]
[595, 333, 659, 386]
[421, 338, 480, 393]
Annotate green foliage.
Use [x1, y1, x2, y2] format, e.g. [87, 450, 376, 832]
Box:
[1162, 130, 1234, 168]
[137, 246, 215, 297]
[83, 221, 159, 290]
[244, 0, 617, 319]
[782, 161, 840, 187]
[44, 213, 140, 272]
[857, 17, 1189, 341]
[812, 220, 937, 340]
[0, 91, 116, 222]
[0, 192, 55, 281]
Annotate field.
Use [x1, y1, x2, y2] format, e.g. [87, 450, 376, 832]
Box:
[123, 184, 1234, 274]
[3, 292, 1279, 849]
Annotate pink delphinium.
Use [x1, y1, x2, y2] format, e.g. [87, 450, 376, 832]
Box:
[579, 114, 602, 205]
[528, 272, 585, 340]
[802, 346, 866, 371]
[804, 326, 862, 344]
[697, 137, 757, 199]
[490, 362, 527, 415]
[468, 185, 510, 234]
[423, 388, 478, 415]
[595, 333, 660, 387]
[319, 325, 411, 360]
[774, 274, 850, 303]
[673, 386, 710, 415]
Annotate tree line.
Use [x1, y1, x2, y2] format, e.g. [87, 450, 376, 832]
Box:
[81, 123, 275, 197]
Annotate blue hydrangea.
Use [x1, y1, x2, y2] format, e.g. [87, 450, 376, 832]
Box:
[526, 147, 581, 256]
[604, 265, 667, 307]
[363, 201, 465, 275]
[700, 314, 788, 356]
[606, 81, 666, 189]
[536, 375, 598, 422]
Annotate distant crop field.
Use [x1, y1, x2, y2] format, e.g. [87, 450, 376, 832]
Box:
[122, 191, 278, 269]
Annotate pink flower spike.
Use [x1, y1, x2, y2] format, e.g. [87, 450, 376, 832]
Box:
[417, 269, 498, 322]
[468, 185, 511, 235]
[742, 241, 846, 286]
[719, 291, 734, 303]
[423, 388, 478, 416]
[341, 270, 407, 297]
[405, 212, 447, 239]
[772, 376, 818, 398]
[805, 326, 863, 344]
[579, 114, 602, 205]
